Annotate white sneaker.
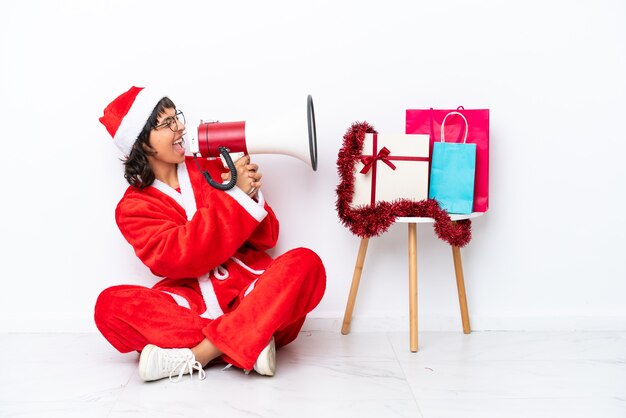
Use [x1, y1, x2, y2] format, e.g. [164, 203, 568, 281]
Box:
[253, 336, 276, 376]
[138, 344, 206, 382]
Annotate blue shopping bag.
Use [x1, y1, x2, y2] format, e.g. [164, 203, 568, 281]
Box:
[428, 112, 477, 214]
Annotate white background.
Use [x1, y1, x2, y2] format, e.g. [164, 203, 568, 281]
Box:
[1, 0, 624, 333]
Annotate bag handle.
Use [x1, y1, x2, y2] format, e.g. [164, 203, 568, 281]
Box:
[441, 111, 469, 143]
[429, 106, 466, 142]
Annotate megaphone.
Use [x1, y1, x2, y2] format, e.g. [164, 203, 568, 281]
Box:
[189, 95, 318, 190]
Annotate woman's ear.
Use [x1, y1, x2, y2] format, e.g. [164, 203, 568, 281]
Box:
[142, 141, 155, 154]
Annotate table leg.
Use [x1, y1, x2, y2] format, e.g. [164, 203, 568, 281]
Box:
[408, 223, 418, 352]
[452, 245, 471, 334]
[341, 238, 370, 335]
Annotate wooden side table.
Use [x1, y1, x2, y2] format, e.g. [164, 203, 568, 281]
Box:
[341, 212, 484, 352]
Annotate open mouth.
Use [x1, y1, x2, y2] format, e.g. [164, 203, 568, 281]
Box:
[173, 137, 185, 153]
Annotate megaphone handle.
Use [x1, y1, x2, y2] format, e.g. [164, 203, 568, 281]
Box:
[194, 146, 238, 190]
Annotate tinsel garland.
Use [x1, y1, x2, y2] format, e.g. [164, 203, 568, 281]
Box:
[335, 121, 472, 247]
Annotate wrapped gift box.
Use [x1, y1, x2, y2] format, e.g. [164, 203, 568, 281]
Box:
[352, 133, 430, 207]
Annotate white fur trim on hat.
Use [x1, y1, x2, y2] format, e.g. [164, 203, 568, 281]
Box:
[113, 88, 167, 155]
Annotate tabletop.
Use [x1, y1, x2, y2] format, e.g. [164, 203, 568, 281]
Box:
[395, 212, 485, 224]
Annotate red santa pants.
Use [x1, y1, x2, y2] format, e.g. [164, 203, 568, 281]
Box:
[94, 248, 326, 370]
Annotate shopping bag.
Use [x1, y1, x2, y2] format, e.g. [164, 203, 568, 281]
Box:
[429, 112, 476, 214]
[406, 106, 489, 212]
[352, 133, 430, 207]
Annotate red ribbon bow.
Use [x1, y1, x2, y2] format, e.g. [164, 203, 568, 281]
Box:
[360, 146, 397, 174]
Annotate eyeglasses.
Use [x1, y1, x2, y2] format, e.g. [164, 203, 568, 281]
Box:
[154, 110, 185, 132]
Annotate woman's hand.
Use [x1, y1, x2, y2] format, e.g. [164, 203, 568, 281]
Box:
[221, 154, 262, 196]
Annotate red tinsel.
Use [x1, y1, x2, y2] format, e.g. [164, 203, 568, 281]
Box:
[335, 121, 472, 247]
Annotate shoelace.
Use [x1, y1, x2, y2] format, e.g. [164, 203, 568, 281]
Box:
[169, 358, 207, 383]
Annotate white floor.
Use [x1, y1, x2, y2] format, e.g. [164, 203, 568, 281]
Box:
[1, 330, 625, 418]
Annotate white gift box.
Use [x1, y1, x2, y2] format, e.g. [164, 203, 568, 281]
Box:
[351, 133, 430, 207]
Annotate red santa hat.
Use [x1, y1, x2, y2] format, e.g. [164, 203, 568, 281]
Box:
[99, 86, 166, 155]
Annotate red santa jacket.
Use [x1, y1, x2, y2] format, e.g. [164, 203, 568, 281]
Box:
[115, 156, 280, 318]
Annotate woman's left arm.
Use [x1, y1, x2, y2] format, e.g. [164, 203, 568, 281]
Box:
[244, 197, 280, 251]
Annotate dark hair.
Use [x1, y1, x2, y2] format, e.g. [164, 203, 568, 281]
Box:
[123, 97, 176, 188]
